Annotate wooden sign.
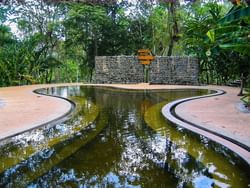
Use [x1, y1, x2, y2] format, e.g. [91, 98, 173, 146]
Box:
[137, 49, 154, 65]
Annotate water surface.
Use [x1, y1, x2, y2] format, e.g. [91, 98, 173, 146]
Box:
[0, 86, 249, 187]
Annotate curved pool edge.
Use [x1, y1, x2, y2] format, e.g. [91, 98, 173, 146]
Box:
[0, 87, 76, 145]
[1, 83, 249, 166]
[161, 89, 250, 165]
[0, 83, 205, 144]
[33, 87, 76, 124]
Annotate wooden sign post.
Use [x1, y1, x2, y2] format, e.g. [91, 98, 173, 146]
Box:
[137, 49, 154, 83]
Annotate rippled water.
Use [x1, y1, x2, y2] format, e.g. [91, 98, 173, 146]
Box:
[0, 86, 249, 187]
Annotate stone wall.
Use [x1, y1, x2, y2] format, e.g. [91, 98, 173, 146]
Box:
[95, 56, 199, 85]
[150, 56, 199, 85]
[95, 56, 144, 84]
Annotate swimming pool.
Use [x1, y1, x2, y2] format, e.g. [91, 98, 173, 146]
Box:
[0, 86, 249, 187]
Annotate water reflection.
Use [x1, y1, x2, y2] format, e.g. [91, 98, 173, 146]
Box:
[0, 86, 249, 187]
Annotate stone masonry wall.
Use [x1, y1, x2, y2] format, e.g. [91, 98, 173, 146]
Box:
[150, 56, 199, 85]
[95, 56, 199, 85]
[95, 56, 144, 84]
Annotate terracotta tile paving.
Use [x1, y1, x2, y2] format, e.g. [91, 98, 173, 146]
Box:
[174, 85, 250, 149]
[0, 84, 81, 140]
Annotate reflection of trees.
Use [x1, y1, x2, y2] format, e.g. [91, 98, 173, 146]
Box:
[56, 117, 124, 185]
[0, 113, 108, 187]
[117, 129, 179, 187]
[0, 87, 102, 186]
[1, 87, 249, 187]
[29, 88, 140, 186]
[144, 100, 249, 187]
[0, 91, 99, 175]
[92, 88, 179, 186]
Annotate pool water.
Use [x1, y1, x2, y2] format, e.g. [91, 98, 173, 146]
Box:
[0, 86, 249, 187]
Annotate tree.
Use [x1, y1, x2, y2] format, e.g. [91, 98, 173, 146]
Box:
[207, 1, 250, 93]
[1, 0, 248, 87]
[183, 2, 225, 84]
[148, 6, 169, 55]
[163, 0, 180, 56]
[13, 0, 65, 83]
[63, 3, 108, 81]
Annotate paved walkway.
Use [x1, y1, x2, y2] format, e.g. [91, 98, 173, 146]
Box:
[175, 86, 250, 149]
[0, 99, 4, 108]
[0, 83, 249, 160]
[0, 83, 82, 141]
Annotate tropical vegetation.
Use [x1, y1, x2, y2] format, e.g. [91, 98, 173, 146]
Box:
[0, 0, 249, 88]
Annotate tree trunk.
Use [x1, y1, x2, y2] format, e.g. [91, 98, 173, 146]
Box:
[167, 39, 174, 56]
[238, 73, 245, 96]
[166, 2, 179, 56]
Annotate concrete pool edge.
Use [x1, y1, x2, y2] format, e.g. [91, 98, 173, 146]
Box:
[0, 95, 75, 146]
[0, 83, 207, 145]
[0, 84, 78, 145]
[161, 89, 250, 165]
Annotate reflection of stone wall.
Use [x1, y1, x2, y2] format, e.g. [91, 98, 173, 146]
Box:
[150, 56, 199, 85]
[95, 56, 144, 84]
[95, 56, 199, 85]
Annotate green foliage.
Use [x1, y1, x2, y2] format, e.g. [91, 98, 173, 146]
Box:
[149, 6, 169, 55]
[207, 3, 250, 85]
[1, 0, 187, 86]
[219, 6, 250, 24]
[207, 6, 250, 56]
[183, 2, 225, 83]
[183, 1, 250, 85]
[0, 6, 9, 24]
[240, 88, 250, 108]
[0, 25, 13, 46]
[55, 60, 79, 83]
[0, 0, 249, 87]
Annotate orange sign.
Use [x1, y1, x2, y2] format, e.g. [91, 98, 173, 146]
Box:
[137, 49, 154, 65]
